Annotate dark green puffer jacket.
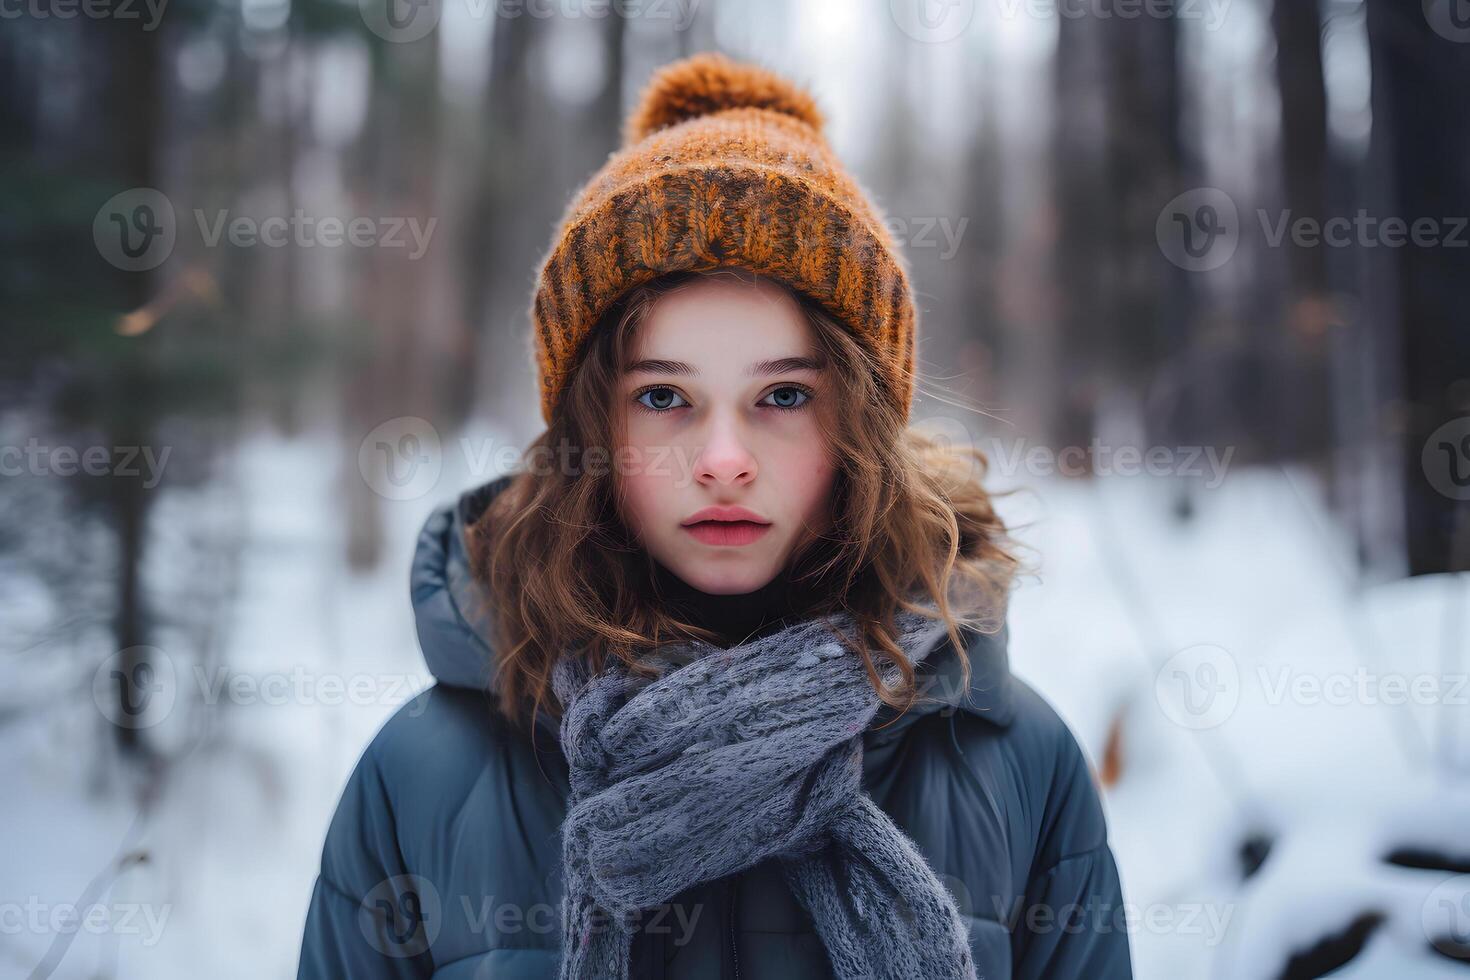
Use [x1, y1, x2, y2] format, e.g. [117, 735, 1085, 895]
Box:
[296, 474, 1134, 979]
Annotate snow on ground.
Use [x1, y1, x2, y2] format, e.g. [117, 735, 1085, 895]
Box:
[4, 441, 1467, 979]
[1, 420, 505, 979]
[998, 468, 1470, 979]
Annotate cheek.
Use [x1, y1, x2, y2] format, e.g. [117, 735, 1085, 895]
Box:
[615, 428, 673, 535]
[769, 437, 837, 520]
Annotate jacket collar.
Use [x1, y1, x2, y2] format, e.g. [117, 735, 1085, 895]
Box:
[410, 475, 1016, 744]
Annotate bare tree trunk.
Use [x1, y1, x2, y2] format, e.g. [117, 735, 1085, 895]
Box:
[98, 15, 163, 756]
[1271, 0, 1333, 460]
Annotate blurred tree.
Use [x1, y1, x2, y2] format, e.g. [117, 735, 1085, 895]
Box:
[1052, 9, 1188, 462]
[466, 9, 546, 431]
[1365, 0, 1470, 574]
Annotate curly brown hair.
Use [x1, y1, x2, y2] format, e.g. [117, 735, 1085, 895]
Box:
[466, 269, 1019, 733]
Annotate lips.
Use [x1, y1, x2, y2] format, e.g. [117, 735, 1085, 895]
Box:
[682, 505, 770, 525]
[682, 520, 772, 547]
[680, 505, 772, 547]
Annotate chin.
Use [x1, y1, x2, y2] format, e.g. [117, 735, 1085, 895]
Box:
[665, 557, 778, 596]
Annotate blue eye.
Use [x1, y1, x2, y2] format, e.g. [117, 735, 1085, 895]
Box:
[761, 386, 812, 411]
[635, 387, 688, 412]
[633, 385, 813, 413]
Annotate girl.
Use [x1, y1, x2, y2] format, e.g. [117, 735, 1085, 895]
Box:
[298, 53, 1132, 980]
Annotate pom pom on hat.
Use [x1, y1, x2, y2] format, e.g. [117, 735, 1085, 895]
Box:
[622, 52, 826, 147]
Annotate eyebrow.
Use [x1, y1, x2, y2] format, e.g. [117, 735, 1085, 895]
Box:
[624, 354, 828, 378]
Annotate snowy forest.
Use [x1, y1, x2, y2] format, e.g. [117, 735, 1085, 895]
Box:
[3, 0, 1469, 976]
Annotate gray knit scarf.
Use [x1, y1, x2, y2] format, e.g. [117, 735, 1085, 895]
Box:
[550, 606, 979, 980]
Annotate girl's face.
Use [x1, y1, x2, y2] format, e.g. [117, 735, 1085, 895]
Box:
[615, 276, 838, 595]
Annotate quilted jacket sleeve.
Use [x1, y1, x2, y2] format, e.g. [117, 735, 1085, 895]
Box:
[297, 733, 435, 979]
[1010, 711, 1134, 979]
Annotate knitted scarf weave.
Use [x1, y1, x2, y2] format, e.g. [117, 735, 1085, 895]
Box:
[550, 607, 979, 980]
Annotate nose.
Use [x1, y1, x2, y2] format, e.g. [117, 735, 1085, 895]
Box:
[694, 413, 757, 488]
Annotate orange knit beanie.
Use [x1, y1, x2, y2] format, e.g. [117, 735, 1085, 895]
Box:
[529, 52, 918, 426]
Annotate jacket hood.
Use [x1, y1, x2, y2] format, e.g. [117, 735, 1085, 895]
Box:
[410, 474, 1016, 744]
